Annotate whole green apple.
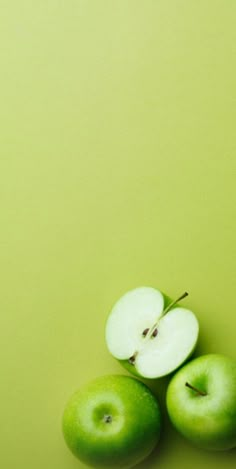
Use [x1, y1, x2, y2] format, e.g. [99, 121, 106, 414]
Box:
[166, 354, 236, 450]
[62, 374, 161, 468]
[105, 286, 199, 379]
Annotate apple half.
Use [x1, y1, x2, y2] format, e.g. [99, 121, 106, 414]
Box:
[105, 287, 199, 379]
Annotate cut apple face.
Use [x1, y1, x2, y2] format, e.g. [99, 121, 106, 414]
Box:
[105, 287, 199, 379]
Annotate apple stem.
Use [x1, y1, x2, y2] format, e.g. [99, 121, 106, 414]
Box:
[145, 291, 189, 340]
[185, 382, 207, 396]
[162, 291, 189, 316]
[129, 291, 189, 366]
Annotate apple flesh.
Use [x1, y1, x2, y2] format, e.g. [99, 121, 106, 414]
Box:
[62, 375, 161, 468]
[166, 354, 236, 450]
[105, 287, 199, 379]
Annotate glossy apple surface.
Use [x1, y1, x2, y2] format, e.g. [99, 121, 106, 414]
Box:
[166, 354, 236, 450]
[62, 374, 161, 468]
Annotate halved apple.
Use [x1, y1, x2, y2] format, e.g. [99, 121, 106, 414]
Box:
[105, 287, 199, 379]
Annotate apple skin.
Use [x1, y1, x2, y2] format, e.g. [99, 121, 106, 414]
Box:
[62, 375, 161, 468]
[117, 293, 197, 379]
[166, 354, 236, 451]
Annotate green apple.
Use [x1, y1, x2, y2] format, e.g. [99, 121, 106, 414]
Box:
[166, 354, 236, 450]
[62, 374, 161, 468]
[105, 287, 199, 379]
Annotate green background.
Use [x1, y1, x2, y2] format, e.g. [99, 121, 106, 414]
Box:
[0, 1, 235, 468]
